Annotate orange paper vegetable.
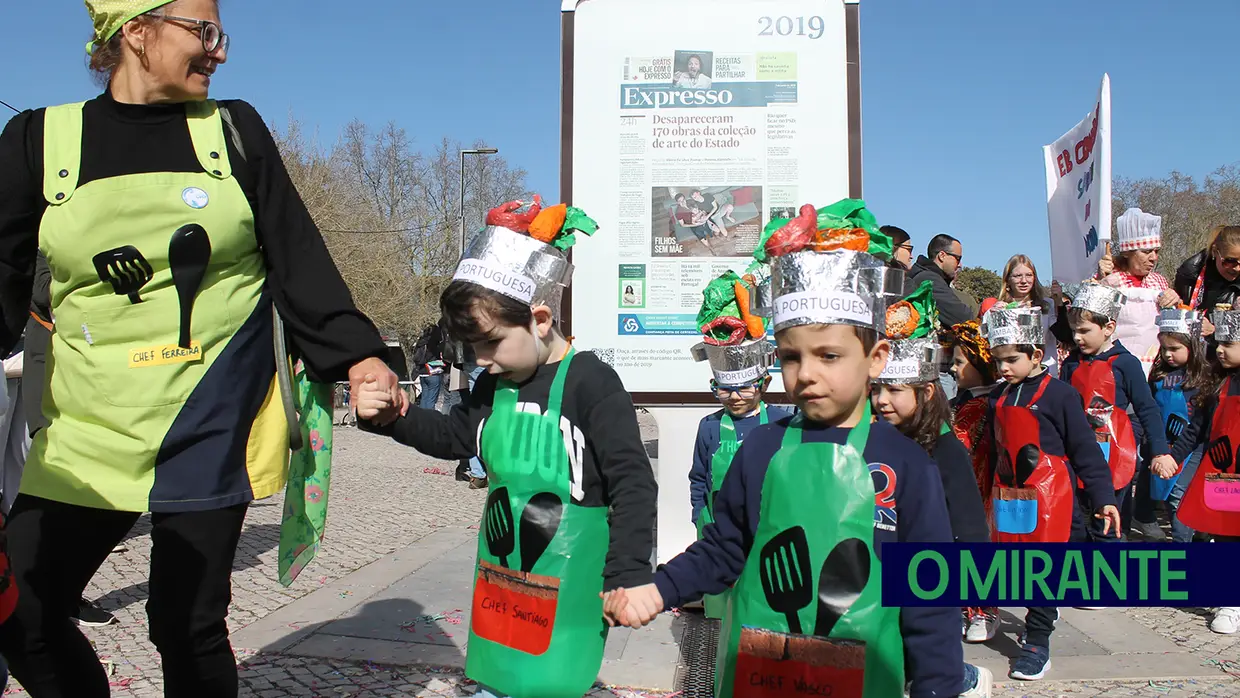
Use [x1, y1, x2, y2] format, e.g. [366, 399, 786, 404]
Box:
[529, 204, 568, 243]
[885, 301, 921, 339]
[734, 281, 765, 339]
[811, 227, 870, 252]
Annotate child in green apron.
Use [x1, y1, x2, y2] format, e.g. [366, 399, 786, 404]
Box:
[355, 199, 656, 698]
[603, 200, 968, 698]
[688, 270, 791, 618]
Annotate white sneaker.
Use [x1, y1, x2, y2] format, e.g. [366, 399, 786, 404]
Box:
[1210, 607, 1240, 635]
[961, 665, 993, 697]
[965, 609, 999, 643]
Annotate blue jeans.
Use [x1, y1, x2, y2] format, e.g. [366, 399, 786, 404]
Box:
[419, 373, 443, 412]
[449, 364, 487, 478]
[1168, 451, 1202, 543]
[476, 687, 507, 698]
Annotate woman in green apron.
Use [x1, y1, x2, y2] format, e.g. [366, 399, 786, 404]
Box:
[604, 201, 968, 698]
[688, 270, 789, 618]
[355, 199, 657, 698]
[0, 2, 401, 695]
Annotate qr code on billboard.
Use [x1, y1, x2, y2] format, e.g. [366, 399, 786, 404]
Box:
[593, 348, 616, 367]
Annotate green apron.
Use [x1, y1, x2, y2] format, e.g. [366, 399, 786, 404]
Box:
[716, 405, 905, 698]
[697, 404, 768, 619]
[29, 100, 286, 512]
[467, 348, 609, 698]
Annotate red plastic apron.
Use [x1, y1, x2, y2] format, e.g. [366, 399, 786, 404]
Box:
[1069, 356, 1137, 490]
[990, 374, 1074, 543]
[1177, 377, 1240, 537]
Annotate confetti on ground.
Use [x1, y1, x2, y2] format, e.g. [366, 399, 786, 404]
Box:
[422, 467, 453, 476]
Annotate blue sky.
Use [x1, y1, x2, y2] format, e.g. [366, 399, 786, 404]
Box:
[3, 1, 1237, 273]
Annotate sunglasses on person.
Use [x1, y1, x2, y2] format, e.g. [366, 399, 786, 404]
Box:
[941, 250, 963, 263]
[710, 379, 763, 398]
[155, 13, 230, 54]
[1220, 255, 1240, 269]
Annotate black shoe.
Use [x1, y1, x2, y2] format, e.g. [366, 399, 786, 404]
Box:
[468, 477, 489, 490]
[72, 598, 116, 627]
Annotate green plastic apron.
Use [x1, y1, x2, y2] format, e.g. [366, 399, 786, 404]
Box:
[28, 100, 284, 512]
[467, 348, 609, 698]
[716, 405, 905, 698]
[697, 404, 768, 619]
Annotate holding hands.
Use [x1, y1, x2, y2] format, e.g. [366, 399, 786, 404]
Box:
[1151, 454, 1179, 479]
[601, 584, 664, 629]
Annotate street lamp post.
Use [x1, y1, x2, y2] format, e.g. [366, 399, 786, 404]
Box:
[459, 147, 499, 256]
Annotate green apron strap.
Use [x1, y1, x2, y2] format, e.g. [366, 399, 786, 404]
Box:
[939, 421, 951, 436]
[758, 403, 769, 425]
[42, 102, 86, 206]
[720, 410, 735, 438]
[184, 100, 231, 180]
[781, 403, 872, 452]
[545, 346, 577, 422]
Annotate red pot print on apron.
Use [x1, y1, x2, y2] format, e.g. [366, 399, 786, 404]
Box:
[1070, 356, 1137, 490]
[1177, 378, 1240, 536]
[990, 375, 1074, 543]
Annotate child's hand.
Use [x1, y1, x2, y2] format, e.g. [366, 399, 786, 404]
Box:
[600, 584, 663, 629]
[1094, 504, 1122, 537]
[355, 378, 393, 420]
[1151, 455, 1179, 479]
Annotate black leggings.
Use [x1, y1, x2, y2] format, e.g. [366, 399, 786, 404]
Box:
[0, 494, 248, 697]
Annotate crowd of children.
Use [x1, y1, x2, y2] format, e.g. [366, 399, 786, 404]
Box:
[352, 196, 1239, 698]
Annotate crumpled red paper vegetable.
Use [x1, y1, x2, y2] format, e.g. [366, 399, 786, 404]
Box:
[764, 204, 817, 258]
[700, 315, 747, 346]
[486, 194, 544, 233]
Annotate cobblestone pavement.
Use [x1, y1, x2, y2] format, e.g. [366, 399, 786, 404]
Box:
[4, 416, 1239, 697]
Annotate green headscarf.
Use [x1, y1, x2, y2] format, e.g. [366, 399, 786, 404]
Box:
[84, 0, 174, 52]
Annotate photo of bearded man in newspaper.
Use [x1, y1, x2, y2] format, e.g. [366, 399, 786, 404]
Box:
[651, 186, 762, 258]
[672, 51, 713, 88]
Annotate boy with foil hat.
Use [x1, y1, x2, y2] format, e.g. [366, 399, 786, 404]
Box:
[981, 305, 1119, 680]
[605, 200, 971, 698]
[686, 269, 791, 619]
[1061, 282, 1174, 542]
[356, 198, 657, 698]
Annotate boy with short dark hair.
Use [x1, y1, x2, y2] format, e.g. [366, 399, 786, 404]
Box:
[1060, 283, 1174, 541]
[982, 307, 1121, 681]
[605, 201, 975, 698]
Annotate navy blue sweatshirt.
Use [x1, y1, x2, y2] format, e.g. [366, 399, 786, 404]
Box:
[690, 404, 793, 523]
[1060, 342, 1170, 456]
[930, 430, 991, 543]
[1170, 373, 1240, 465]
[987, 373, 1118, 517]
[655, 417, 963, 698]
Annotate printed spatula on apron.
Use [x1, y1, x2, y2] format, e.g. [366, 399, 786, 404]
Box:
[758, 526, 813, 634]
[92, 245, 154, 304]
[483, 487, 515, 568]
[813, 538, 871, 638]
[518, 492, 563, 573]
[1165, 414, 1189, 445]
[168, 224, 212, 348]
[1207, 436, 1233, 472]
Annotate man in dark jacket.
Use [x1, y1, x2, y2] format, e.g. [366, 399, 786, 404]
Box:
[907, 234, 974, 327]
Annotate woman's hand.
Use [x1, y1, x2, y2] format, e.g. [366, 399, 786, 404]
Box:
[1097, 253, 1115, 277]
[1157, 289, 1183, 308]
[348, 357, 408, 425]
[1204, 317, 1216, 336]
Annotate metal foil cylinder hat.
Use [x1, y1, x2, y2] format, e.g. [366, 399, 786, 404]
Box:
[1067, 281, 1126, 322]
[981, 306, 1045, 347]
[1212, 308, 1240, 343]
[749, 199, 904, 334]
[691, 268, 776, 385]
[1156, 308, 1204, 340]
[877, 280, 942, 384]
[451, 196, 599, 321]
[1115, 207, 1162, 253]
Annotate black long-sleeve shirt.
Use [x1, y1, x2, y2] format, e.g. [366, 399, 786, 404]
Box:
[362, 351, 657, 589]
[1170, 374, 1240, 465]
[0, 91, 386, 380]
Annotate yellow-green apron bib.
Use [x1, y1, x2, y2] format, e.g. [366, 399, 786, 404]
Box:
[27, 100, 288, 512]
[467, 348, 609, 698]
[697, 404, 768, 619]
[716, 406, 905, 698]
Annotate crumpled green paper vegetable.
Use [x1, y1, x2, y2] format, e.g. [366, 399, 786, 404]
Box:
[696, 270, 743, 340]
[550, 207, 599, 251]
[753, 198, 891, 263]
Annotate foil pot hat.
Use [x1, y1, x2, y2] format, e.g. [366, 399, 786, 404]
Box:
[981, 307, 1045, 347]
[1156, 308, 1204, 340]
[759, 250, 905, 334]
[452, 225, 574, 319]
[1212, 309, 1240, 343]
[1068, 282, 1126, 322]
[691, 338, 777, 386]
[876, 337, 942, 384]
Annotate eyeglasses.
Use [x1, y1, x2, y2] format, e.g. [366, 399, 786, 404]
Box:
[1009, 273, 1035, 282]
[156, 13, 230, 55]
[1220, 256, 1240, 269]
[942, 251, 963, 263]
[711, 380, 761, 398]
[897, 243, 914, 252]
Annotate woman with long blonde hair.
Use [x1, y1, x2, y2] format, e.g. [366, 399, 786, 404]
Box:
[997, 254, 1060, 377]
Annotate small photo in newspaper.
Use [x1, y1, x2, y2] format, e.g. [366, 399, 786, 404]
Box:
[652, 186, 763, 258]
